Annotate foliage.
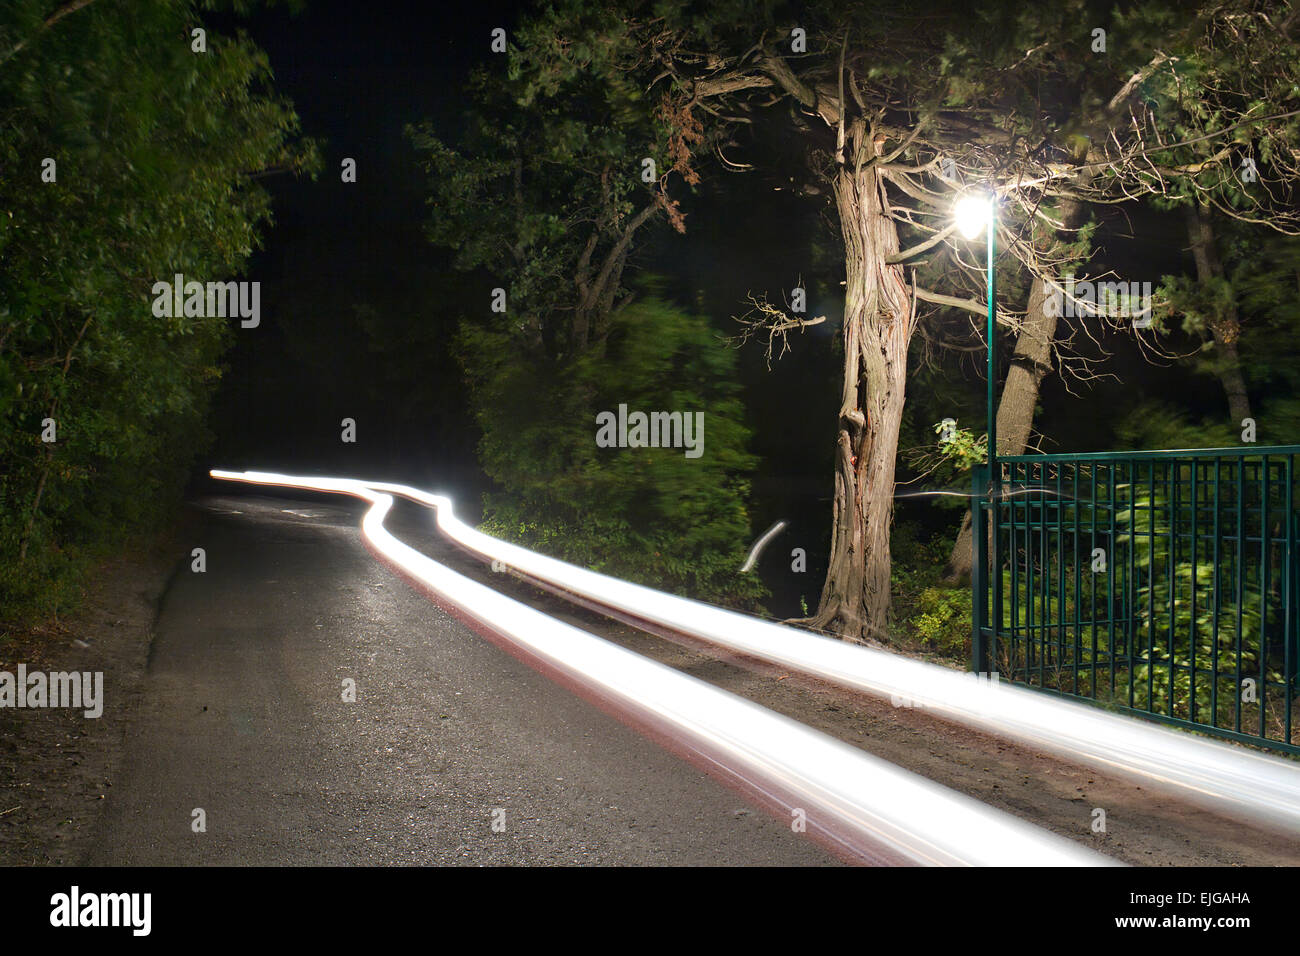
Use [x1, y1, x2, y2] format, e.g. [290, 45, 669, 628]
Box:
[1113, 402, 1239, 452]
[406, 5, 681, 360]
[0, 0, 318, 621]
[463, 296, 767, 605]
[1115, 482, 1283, 726]
[1125, 2, 1300, 226]
[934, 420, 988, 469]
[890, 522, 970, 658]
[912, 586, 973, 656]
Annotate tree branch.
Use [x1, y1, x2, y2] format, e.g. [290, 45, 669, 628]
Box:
[1, 0, 99, 66]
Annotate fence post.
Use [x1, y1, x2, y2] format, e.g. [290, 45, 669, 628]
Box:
[972, 463, 991, 674]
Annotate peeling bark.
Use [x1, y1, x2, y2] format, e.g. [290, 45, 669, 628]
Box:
[806, 131, 914, 642]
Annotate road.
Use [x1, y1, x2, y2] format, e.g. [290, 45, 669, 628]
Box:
[85, 495, 833, 865]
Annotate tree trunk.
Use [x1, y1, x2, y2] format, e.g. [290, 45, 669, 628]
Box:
[18, 450, 52, 564]
[1214, 339, 1251, 424]
[1185, 204, 1251, 423]
[807, 131, 913, 643]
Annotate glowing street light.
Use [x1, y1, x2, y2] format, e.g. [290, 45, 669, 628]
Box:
[954, 193, 994, 241]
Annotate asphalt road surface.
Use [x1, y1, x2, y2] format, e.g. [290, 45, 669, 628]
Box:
[84, 495, 833, 865]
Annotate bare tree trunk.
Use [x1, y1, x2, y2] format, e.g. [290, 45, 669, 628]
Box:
[573, 199, 658, 355]
[18, 453, 52, 564]
[1185, 204, 1252, 423]
[807, 131, 913, 643]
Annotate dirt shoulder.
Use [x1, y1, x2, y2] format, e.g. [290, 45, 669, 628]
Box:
[0, 517, 189, 865]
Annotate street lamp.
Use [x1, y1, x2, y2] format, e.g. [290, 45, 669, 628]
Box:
[956, 190, 997, 676]
[954, 194, 992, 241]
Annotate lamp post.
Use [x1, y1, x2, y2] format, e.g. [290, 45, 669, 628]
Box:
[955, 192, 997, 674]
[954, 193, 997, 473]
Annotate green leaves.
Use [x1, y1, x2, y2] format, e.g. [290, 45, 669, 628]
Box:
[467, 296, 766, 605]
[0, 0, 316, 620]
[408, 20, 666, 351]
[933, 419, 988, 470]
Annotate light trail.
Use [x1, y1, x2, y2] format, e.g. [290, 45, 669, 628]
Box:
[740, 519, 787, 572]
[211, 469, 1108, 866]
[332, 475, 1300, 834]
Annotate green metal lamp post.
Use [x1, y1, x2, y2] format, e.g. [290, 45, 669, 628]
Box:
[956, 192, 997, 673]
[955, 192, 998, 470]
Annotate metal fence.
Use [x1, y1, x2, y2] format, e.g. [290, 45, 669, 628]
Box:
[971, 445, 1300, 754]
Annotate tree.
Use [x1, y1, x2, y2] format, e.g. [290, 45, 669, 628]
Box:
[445, 0, 1300, 643]
[0, 0, 318, 616]
[410, 22, 762, 601]
[463, 294, 767, 603]
[1156, 225, 1300, 437]
[944, 0, 1300, 579]
[407, 17, 688, 362]
[1179, 206, 1253, 422]
[521, 0, 1185, 639]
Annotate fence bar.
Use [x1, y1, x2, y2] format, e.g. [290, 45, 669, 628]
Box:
[971, 463, 990, 675]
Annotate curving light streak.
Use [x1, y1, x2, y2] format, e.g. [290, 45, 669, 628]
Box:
[740, 520, 787, 573]
[210, 469, 1107, 866]
[331, 475, 1300, 833]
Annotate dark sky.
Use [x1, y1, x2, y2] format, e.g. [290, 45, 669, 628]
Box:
[206, 0, 529, 496]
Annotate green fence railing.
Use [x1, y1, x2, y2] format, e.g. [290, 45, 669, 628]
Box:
[971, 445, 1300, 755]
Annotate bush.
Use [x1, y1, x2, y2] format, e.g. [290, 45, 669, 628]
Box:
[0, 0, 317, 625]
[890, 521, 971, 659]
[464, 297, 767, 606]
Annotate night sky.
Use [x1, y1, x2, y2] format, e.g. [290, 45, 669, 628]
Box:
[204, 0, 528, 499]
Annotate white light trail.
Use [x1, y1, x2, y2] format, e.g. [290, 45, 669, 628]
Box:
[350, 477, 1300, 834]
[740, 520, 787, 573]
[211, 469, 1108, 866]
